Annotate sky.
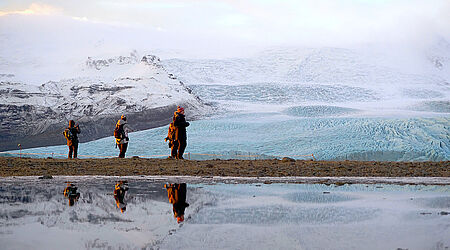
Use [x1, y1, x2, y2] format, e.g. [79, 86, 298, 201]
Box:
[0, 0, 449, 56]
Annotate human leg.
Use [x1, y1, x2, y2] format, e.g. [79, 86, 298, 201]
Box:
[118, 144, 124, 158]
[73, 142, 78, 158]
[119, 143, 128, 158]
[177, 140, 186, 159]
[171, 141, 179, 158]
[68, 146, 73, 159]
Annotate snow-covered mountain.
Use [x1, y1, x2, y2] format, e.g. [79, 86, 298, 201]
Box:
[0, 52, 209, 151]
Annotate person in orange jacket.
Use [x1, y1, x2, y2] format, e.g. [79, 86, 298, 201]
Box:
[172, 107, 190, 159]
[164, 183, 189, 223]
[63, 120, 81, 159]
[114, 115, 132, 158]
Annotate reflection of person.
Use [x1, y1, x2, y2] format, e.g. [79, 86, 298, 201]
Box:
[63, 183, 80, 206]
[114, 181, 128, 213]
[164, 122, 178, 159]
[173, 107, 189, 159]
[164, 183, 189, 223]
[63, 120, 81, 159]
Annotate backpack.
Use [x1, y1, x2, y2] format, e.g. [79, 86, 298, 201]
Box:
[114, 124, 125, 139]
[63, 128, 74, 141]
[168, 123, 176, 140]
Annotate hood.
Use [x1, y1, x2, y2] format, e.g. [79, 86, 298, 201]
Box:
[117, 119, 127, 126]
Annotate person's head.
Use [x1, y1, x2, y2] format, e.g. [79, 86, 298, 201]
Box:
[177, 106, 185, 115]
[69, 120, 75, 127]
[177, 215, 184, 223]
[120, 115, 127, 121]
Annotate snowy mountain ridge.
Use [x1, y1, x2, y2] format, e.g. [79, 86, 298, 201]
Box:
[0, 52, 209, 151]
[85, 51, 140, 70]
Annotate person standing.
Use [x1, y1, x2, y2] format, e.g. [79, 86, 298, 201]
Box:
[115, 115, 131, 158]
[173, 106, 189, 159]
[63, 120, 81, 159]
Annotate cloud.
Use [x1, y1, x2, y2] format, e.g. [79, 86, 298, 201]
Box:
[0, 3, 62, 16]
[212, 0, 450, 46]
[0, 0, 448, 53]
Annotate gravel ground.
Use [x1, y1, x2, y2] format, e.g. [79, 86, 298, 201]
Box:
[0, 157, 448, 178]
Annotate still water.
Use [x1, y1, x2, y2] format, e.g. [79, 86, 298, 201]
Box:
[1, 177, 449, 250]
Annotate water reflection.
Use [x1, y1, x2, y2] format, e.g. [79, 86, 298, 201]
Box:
[0, 178, 448, 250]
[63, 183, 80, 206]
[114, 181, 128, 213]
[165, 183, 189, 223]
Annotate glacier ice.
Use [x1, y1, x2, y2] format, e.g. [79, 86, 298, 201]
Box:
[6, 114, 449, 161]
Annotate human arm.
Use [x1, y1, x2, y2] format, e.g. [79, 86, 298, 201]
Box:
[173, 116, 190, 128]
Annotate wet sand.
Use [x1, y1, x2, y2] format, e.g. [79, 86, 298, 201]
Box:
[0, 157, 448, 178]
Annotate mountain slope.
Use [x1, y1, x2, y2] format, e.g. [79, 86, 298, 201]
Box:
[0, 53, 209, 151]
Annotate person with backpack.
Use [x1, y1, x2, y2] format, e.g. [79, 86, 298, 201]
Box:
[164, 122, 178, 159]
[164, 183, 189, 223]
[63, 120, 81, 159]
[173, 106, 190, 159]
[114, 115, 131, 158]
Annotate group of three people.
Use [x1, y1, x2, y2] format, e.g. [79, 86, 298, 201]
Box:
[63, 106, 189, 159]
[64, 181, 189, 223]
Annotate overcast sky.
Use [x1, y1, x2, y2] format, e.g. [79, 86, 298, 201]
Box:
[1, 0, 449, 56]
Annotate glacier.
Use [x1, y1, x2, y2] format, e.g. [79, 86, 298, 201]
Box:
[1, 16, 449, 161]
[6, 47, 449, 161]
[5, 113, 448, 161]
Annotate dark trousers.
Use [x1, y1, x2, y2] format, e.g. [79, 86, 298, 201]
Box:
[118, 143, 128, 158]
[170, 140, 179, 158]
[68, 143, 78, 159]
[177, 140, 187, 159]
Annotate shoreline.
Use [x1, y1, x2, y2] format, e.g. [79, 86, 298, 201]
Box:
[2, 175, 450, 185]
[1, 157, 448, 181]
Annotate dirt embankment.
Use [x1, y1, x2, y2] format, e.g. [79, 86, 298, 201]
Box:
[0, 157, 448, 177]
